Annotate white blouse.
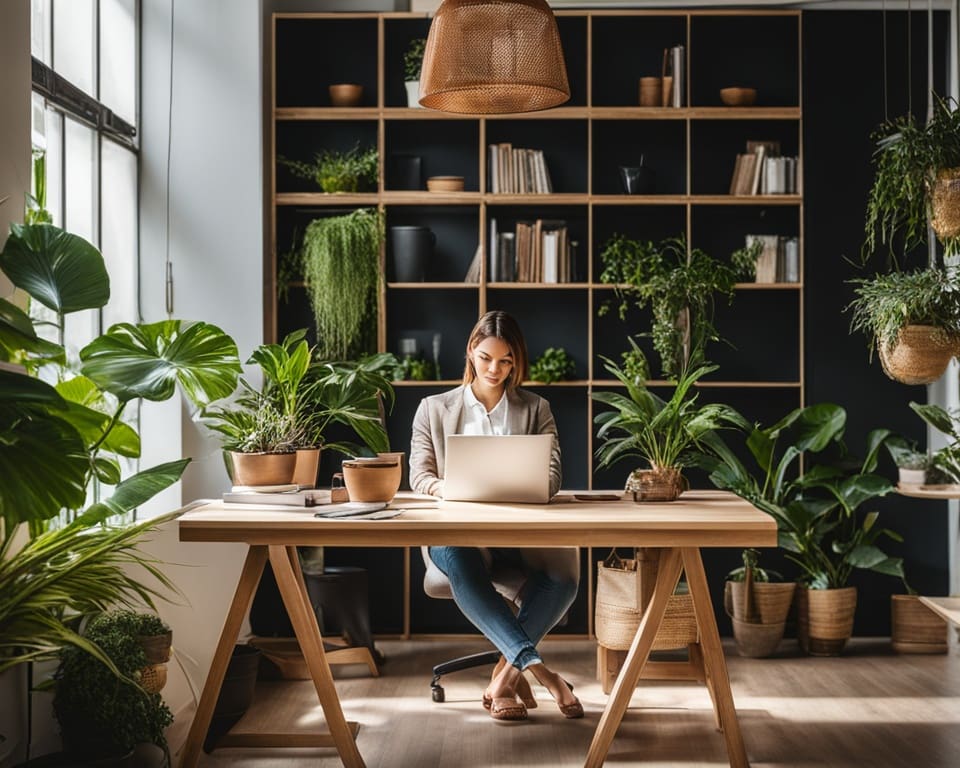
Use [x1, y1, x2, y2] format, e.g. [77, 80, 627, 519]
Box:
[461, 384, 509, 435]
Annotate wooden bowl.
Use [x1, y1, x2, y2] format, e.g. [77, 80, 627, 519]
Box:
[720, 87, 757, 107]
[329, 83, 363, 107]
[426, 175, 465, 192]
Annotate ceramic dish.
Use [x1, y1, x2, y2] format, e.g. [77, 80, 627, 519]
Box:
[720, 87, 757, 106]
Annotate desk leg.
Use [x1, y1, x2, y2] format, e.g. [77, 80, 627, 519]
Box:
[682, 547, 749, 768]
[179, 546, 268, 768]
[269, 545, 366, 768]
[584, 548, 683, 768]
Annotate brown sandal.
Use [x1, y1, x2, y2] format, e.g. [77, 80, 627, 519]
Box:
[489, 697, 528, 721]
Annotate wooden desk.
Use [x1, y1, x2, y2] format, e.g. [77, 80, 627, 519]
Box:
[177, 490, 775, 768]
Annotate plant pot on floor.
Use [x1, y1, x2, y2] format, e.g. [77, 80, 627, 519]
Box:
[891, 594, 948, 654]
[878, 325, 957, 385]
[724, 580, 795, 658]
[203, 645, 262, 753]
[797, 586, 857, 656]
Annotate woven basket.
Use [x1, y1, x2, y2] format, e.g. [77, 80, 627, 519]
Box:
[139, 663, 168, 693]
[624, 467, 684, 502]
[596, 592, 697, 651]
[725, 580, 795, 625]
[797, 586, 857, 656]
[878, 325, 957, 385]
[930, 167, 960, 241]
[891, 594, 948, 654]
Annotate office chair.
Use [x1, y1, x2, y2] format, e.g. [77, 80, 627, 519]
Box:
[421, 546, 579, 702]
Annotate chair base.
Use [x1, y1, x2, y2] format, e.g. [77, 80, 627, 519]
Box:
[430, 649, 501, 702]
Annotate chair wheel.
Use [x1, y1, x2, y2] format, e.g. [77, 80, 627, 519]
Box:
[432, 686, 445, 702]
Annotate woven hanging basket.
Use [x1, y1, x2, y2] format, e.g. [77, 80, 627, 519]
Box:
[624, 467, 685, 502]
[419, 0, 570, 114]
[930, 167, 960, 241]
[877, 325, 957, 385]
[139, 663, 168, 694]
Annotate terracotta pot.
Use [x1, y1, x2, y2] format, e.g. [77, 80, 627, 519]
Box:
[878, 324, 957, 385]
[229, 451, 297, 487]
[341, 457, 401, 502]
[891, 594, 948, 654]
[797, 586, 857, 656]
[293, 447, 321, 488]
[930, 167, 960, 241]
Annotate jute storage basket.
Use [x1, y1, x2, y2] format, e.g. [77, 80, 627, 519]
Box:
[797, 586, 857, 656]
[878, 325, 957, 385]
[724, 580, 795, 625]
[595, 548, 698, 651]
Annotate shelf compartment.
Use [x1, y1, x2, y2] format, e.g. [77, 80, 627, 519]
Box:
[275, 120, 379, 195]
[711, 291, 800, 382]
[690, 119, 800, 196]
[385, 206, 480, 283]
[383, 17, 433, 108]
[592, 120, 687, 195]
[384, 120, 480, 192]
[691, 204, 801, 279]
[485, 121, 588, 194]
[593, 205, 687, 283]
[386, 291, 479, 379]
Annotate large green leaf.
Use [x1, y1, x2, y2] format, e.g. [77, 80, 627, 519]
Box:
[55, 377, 140, 457]
[79, 320, 241, 406]
[0, 297, 63, 363]
[77, 459, 190, 524]
[0, 368, 65, 406]
[0, 224, 109, 313]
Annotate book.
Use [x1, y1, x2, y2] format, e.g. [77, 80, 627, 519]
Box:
[746, 234, 779, 283]
[223, 489, 328, 507]
[464, 244, 481, 282]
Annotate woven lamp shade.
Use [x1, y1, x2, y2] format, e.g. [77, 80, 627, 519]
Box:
[419, 0, 570, 114]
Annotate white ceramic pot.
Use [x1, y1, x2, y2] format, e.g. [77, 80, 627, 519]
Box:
[898, 467, 927, 486]
[405, 80, 422, 108]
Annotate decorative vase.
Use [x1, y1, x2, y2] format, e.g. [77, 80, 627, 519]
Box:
[797, 586, 857, 656]
[878, 324, 957, 385]
[389, 225, 435, 282]
[619, 163, 655, 195]
[404, 80, 422, 108]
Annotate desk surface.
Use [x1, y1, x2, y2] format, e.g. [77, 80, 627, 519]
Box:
[178, 489, 775, 548]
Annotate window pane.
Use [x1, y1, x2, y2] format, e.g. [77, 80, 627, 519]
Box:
[44, 107, 63, 227]
[31, 0, 52, 64]
[64, 118, 99, 354]
[53, 0, 96, 95]
[100, 0, 137, 127]
[101, 138, 139, 328]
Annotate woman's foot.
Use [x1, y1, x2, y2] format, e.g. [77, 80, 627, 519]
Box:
[483, 658, 537, 709]
[527, 663, 584, 719]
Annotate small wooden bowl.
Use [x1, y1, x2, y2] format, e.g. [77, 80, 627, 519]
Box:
[329, 83, 363, 107]
[426, 175, 465, 192]
[720, 87, 757, 107]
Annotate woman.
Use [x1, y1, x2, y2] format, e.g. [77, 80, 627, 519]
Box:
[409, 310, 582, 722]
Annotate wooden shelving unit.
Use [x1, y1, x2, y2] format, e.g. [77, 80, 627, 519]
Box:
[268, 9, 804, 637]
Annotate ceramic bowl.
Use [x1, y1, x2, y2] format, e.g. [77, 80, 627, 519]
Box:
[329, 83, 363, 107]
[426, 175, 465, 192]
[720, 87, 757, 107]
[341, 457, 401, 502]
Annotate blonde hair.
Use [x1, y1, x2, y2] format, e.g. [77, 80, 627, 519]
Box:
[462, 310, 528, 389]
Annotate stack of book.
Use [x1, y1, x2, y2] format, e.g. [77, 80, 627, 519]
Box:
[488, 218, 577, 283]
[487, 144, 553, 194]
[745, 234, 800, 283]
[729, 141, 801, 196]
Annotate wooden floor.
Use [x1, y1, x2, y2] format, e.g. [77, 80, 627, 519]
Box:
[179, 637, 960, 767]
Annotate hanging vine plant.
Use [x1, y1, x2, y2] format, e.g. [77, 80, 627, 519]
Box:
[299, 208, 384, 360]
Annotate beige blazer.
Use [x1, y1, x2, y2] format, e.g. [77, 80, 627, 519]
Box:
[409, 385, 562, 498]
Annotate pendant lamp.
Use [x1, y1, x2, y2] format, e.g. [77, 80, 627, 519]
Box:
[418, 0, 570, 114]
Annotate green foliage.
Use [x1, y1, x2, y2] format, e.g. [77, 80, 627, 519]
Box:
[901, 401, 960, 483]
[297, 209, 384, 360]
[619, 337, 650, 386]
[597, 234, 753, 378]
[529, 347, 576, 383]
[593, 349, 749, 472]
[393, 354, 436, 381]
[692, 403, 904, 589]
[54, 610, 174, 762]
[847, 266, 960, 353]
[24, 148, 52, 225]
[726, 548, 783, 583]
[403, 37, 427, 81]
[863, 95, 960, 262]
[279, 144, 378, 194]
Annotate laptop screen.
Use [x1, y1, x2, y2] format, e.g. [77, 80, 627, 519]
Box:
[442, 433, 553, 504]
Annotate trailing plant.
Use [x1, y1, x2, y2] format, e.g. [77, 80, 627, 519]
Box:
[692, 403, 905, 589]
[863, 94, 960, 262]
[280, 144, 379, 194]
[299, 208, 384, 360]
[593, 349, 749, 473]
[846, 265, 960, 354]
[597, 234, 755, 378]
[529, 347, 576, 383]
[54, 610, 174, 764]
[403, 37, 427, 81]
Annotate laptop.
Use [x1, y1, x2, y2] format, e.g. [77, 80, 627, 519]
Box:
[443, 433, 554, 504]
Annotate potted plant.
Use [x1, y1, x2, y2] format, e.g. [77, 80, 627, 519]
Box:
[53, 610, 174, 767]
[403, 37, 426, 108]
[279, 143, 379, 194]
[694, 403, 905, 655]
[847, 266, 960, 384]
[593, 344, 749, 501]
[285, 208, 384, 361]
[597, 234, 756, 378]
[723, 548, 795, 658]
[863, 94, 960, 262]
[529, 346, 576, 383]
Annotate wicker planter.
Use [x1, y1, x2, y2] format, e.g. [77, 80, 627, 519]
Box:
[930, 167, 960, 241]
[797, 586, 857, 656]
[724, 580, 796, 625]
[229, 450, 297, 487]
[730, 617, 786, 658]
[891, 594, 948, 654]
[878, 324, 957, 385]
[624, 467, 685, 502]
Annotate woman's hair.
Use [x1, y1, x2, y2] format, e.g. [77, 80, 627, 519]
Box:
[462, 310, 528, 389]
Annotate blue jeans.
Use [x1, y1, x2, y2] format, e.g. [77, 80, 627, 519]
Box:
[428, 546, 578, 669]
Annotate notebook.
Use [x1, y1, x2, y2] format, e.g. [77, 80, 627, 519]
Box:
[442, 433, 554, 504]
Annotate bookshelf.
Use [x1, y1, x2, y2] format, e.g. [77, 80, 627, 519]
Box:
[268, 9, 803, 637]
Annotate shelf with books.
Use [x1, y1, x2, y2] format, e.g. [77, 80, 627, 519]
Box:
[485, 120, 588, 194]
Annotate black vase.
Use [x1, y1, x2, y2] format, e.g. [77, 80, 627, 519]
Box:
[389, 226, 435, 282]
[619, 164, 655, 194]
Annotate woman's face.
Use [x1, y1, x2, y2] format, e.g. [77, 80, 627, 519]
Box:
[469, 336, 514, 393]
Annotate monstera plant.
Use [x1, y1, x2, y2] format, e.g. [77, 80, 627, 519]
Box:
[0, 222, 242, 674]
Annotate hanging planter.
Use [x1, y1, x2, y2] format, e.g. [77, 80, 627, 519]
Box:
[878, 324, 957, 385]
